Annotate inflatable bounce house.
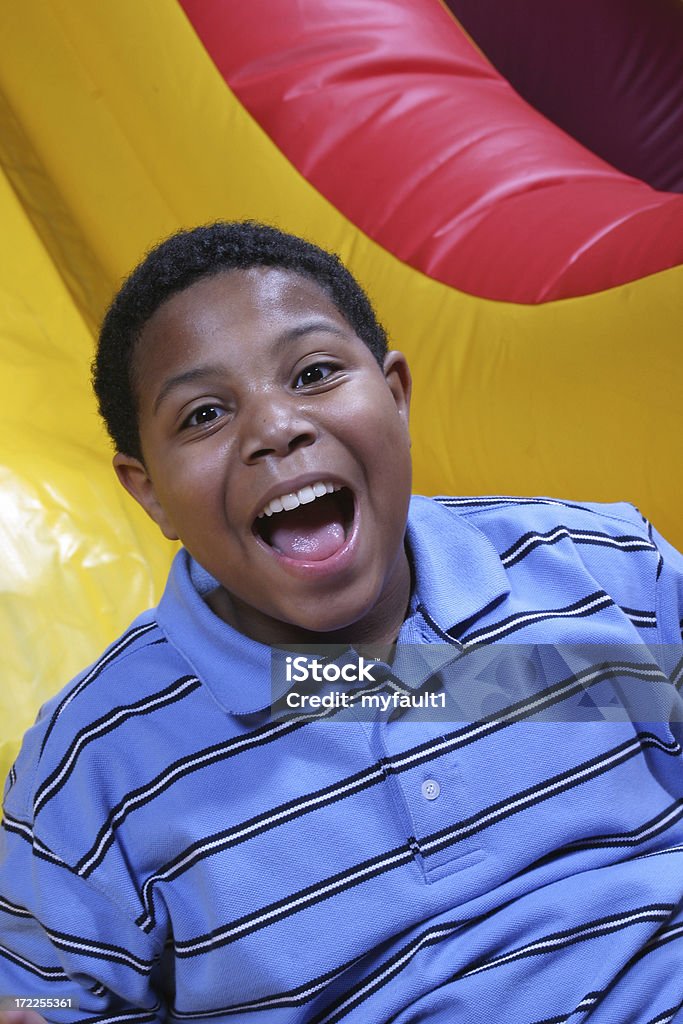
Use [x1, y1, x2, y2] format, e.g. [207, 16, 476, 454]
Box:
[1, 0, 682, 779]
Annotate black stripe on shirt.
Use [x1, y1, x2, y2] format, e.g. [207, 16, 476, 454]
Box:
[529, 992, 602, 1024]
[527, 799, 683, 867]
[44, 925, 156, 974]
[384, 661, 668, 776]
[135, 761, 388, 931]
[460, 591, 614, 649]
[174, 843, 415, 958]
[500, 526, 654, 569]
[34, 675, 202, 815]
[317, 904, 671, 1024]
[455, 904, 674, 980]
[79, 1010, 161, 1024]
[0, 897, 156, 975]
[170, 917, 476, 1020]
[433, 495, 598, 516]
[671, 655, 683, 690]
[172, 733, 679, 961]
[620, 606, 657, 629]
[78, 675, 401, 881]
[134, 661, 663, 930]
[306, 918, 475, 1024]
[0, 941, 69, 981]
[77, 715, 312, 879]
[419, 732, 681, 858]
[609, 920, 683, 1013]
[1, 813, 65, 866]
[643, 921, 683, 956]
[40, 622, 160, 754]
[644, 1004, 683, 1024]
[0, 893, 32, 918]
[169, 925, 406, 1018]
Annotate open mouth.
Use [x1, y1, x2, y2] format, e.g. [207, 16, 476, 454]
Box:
[254, 482, 355, 562]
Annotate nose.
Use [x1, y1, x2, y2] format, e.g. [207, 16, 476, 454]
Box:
[239, 392, 317, 463]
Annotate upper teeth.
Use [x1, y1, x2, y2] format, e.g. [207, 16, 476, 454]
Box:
[258, 480, 341, 518]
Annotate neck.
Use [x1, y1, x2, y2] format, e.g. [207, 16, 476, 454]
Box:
[207, 545, 412, 651]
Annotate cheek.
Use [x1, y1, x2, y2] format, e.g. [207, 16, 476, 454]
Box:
[372, 401, 412, 464]
[157, 451, 229, 517]
[344, 383, 408, 439]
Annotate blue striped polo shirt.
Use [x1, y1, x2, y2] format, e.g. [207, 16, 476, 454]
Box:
[1, 495, 682, 1023]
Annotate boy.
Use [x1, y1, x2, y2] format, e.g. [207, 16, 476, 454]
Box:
[1, 222, 682, 1023]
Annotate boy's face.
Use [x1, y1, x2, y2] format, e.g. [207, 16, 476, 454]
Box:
[114, 268, 412, 644]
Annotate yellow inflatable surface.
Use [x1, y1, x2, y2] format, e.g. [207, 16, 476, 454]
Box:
[1, 0, 681, 780]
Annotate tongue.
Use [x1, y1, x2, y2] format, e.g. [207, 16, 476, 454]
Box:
[269, 500, 346, 561]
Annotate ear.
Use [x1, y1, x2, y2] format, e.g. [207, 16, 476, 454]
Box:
[112, 453, 179, 541]
[383, 350, 412, 427]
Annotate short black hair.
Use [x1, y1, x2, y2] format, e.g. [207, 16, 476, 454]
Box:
[93, 221, 389, 460]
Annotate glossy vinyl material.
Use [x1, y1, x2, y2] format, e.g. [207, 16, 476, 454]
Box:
[0, 0, 681, 777]
[180, 0, 683, 302]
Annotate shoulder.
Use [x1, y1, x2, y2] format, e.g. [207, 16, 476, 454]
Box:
[430, 493, 651, 538]
[426, 494, 658, 562]
[409, 492, 664, 562]
[3, 609, 190, 833]
[419, 492, 656, 555]
[417, 494, 683, 642]
[2, 603, 212, 923]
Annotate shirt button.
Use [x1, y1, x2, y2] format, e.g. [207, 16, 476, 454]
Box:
[421, 779, 441, 801]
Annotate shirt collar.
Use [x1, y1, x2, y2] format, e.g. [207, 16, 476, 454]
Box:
[404, 495, 510, 636]
[156, 551, 276, 716]
[155, 496, 511, 716]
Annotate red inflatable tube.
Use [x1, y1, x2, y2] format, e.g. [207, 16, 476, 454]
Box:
[179, 0, 683, 303]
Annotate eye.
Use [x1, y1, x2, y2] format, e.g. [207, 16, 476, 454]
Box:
[182, 404, 225, 429]
[294, 363, 335, 388]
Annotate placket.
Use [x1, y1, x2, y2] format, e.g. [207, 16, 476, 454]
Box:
[357, 609, 489, 882]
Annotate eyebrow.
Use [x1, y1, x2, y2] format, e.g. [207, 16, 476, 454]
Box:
[153, 365, 227, 415]
[151, 319, 348, 414]
[272, 319, 347, 350]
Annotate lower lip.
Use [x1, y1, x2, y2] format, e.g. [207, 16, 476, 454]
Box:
[254, 500, 361, 579]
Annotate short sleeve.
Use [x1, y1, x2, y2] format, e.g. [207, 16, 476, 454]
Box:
[0, 812, 165, 1023]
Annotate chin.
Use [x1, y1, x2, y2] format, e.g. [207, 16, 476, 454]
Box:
[291, 610, 362, 637]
